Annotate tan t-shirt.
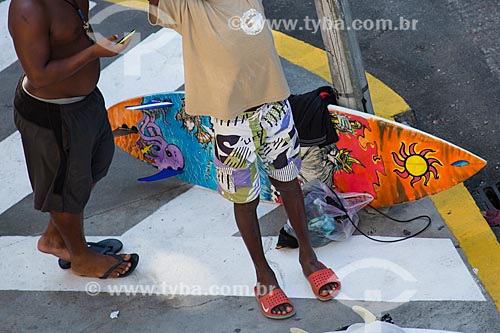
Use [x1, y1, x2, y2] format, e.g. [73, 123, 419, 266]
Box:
[149, 0, 290, 120]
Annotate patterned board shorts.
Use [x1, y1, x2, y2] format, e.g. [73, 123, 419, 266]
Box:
[211, 99, 302, 204]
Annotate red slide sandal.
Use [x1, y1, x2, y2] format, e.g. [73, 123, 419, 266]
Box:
[306, 263, 341, 301]
[254, 286, 296, 319]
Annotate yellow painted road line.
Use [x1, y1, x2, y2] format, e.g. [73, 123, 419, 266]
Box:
[271, 30, 410, 119]
[105, 0, 500, 311]
[431, 184, 500, 310]
[107, 0, 148, 11]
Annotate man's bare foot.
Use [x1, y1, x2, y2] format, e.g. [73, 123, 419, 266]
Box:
[300, 254, 339, 298]
[255, 269, 294, 316]
[71, 250, 136, 279]
[37, 232, 71, 262]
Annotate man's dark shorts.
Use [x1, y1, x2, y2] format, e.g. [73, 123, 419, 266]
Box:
[13, 77, 115, 213]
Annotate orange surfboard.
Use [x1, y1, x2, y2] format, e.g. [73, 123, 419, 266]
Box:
[328, 105, 487, 207]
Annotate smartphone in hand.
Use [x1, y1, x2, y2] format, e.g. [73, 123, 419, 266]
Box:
[115, 29, 136, 45]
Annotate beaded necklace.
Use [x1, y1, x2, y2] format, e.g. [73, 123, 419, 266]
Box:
[61, 0, 92, 35]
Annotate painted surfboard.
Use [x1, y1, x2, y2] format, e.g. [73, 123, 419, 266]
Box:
[108, 92, 285, 202]
[108, 92, 216, 190]
[328, 105, 486, 207]
[107, 92, 486, 207]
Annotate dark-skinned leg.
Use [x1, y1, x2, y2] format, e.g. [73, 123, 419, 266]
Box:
[37, 183, 97, 263]
[234, 198, 293, 315]
[49, 211, 132, 278]
[269, 178, 337, 297]
[37, 218, 71, 262]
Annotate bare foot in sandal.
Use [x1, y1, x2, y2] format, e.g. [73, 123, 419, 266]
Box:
[71, 251, 139, 279]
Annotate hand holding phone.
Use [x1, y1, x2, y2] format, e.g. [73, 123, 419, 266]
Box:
[93, 30, 136, 58]
[115, 29, 136, 45]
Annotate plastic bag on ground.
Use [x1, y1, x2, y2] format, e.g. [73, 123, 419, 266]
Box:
[279, 179, 373, 248]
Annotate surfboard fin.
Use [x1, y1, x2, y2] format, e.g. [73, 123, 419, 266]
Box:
[137, 169, 183, 182]
[112, 125, 139, 138]
[352, 305, 377, 323]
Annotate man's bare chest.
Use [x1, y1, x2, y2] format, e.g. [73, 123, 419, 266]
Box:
[47, 0, 90, 46]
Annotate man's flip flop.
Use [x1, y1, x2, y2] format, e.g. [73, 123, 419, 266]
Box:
[99, 253, 140, 279]
[254, 286, 296, 320]
[306, 262, 341, 301]
[58, 239, 123, 269]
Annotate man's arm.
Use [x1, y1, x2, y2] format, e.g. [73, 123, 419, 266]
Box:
[148, 0, 160, 25]
[147, 0, 179, 29]
[8, 0, 130, 89]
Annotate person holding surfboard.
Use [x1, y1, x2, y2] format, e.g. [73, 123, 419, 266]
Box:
[8, 0, 139, 279]
[148, 0, 341, 319]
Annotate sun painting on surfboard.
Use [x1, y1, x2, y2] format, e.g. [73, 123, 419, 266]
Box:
[392, 142, 443, 187]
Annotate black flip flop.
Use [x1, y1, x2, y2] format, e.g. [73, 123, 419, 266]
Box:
[58, 239, 123, 269]
[99, 253, 140, 279]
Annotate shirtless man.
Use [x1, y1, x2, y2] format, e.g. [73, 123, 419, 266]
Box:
[8, 0, 139, 278]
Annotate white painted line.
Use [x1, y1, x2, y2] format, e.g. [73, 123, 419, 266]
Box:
[98, 28, 184, 107]
[0, 1, 96, 72]
[0, 131, 31, 215]
[334, 328, 461, 333]
[0, 187, 485, 303]
[268, 236, 485, 301]
[0, 0, 17, 72]
[120, 186, 255, 240]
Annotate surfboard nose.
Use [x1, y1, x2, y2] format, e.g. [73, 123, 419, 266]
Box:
[328, 105, 487, 207]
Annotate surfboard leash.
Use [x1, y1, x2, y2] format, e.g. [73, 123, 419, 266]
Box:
[330, 190, 432, 243]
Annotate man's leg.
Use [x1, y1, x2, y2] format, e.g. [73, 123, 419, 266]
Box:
[269, 177, 337, 297]
[37, 218, 71, 262]
[212, 109, 294, 315]
[49, 211, 132, 278]
[233, 198, 293, 315]
[37, 183, 98, 263]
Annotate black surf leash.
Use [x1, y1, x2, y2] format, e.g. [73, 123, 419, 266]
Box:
[330, 190, 432, 243]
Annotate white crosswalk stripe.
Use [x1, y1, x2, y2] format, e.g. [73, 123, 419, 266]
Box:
[0, 131, 31, 215]
[0, 1, 16, 72]
[0, 187, 485, 302]
[99, 28, 183, 107]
